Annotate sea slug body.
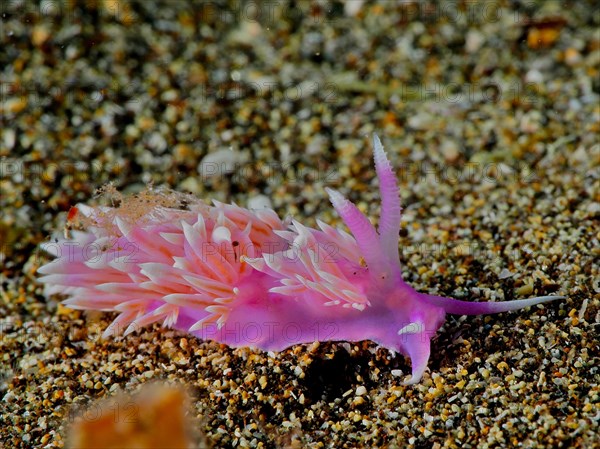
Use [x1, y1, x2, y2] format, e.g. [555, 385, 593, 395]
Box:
[38, 135, 565, 384]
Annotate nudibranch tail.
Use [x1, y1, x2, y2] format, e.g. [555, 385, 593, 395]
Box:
[420, 293, 566, 315]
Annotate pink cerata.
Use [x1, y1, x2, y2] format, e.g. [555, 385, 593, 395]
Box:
[38, 135, 565, 384]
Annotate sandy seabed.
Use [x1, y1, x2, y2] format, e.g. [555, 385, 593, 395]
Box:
[1, 1, 598, 448]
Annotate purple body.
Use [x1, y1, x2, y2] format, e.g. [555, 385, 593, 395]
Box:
[38, 135, 564, 384]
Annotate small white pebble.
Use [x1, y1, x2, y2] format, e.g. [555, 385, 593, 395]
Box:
[248, 194, 273, 210]
[578, 298, 588, 320]
[198, 148, 245, 177]
[356, 386, 367, 396]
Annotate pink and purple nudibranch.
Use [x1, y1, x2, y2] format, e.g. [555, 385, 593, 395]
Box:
[38, 135, 564, 384]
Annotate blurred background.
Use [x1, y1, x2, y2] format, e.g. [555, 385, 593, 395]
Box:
[1, 1, 598, 448]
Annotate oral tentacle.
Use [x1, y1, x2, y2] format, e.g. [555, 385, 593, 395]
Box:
[420, 294, 565, 315]
[399, 329, 431, 385]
